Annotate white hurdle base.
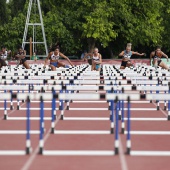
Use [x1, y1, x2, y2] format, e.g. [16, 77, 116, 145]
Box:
[8, 117, 51, 120]
[0, 130, 40, 134]
[124, 118, 167, 121]
[43, 150, 115, 156]
[54, 130, 111, 134]
[0, 150, 26, 156]
[125, 131, 170, 135]
[130, 151, 170, 156]
[64, 117, 109, 121]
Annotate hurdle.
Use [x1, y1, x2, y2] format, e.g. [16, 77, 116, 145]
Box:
[124, 93, 170, 156]
[43, 93, 140, 155]
[6, 92, 112, 156]
[0, 94, 35, 155]
[0, 85, 60, 119]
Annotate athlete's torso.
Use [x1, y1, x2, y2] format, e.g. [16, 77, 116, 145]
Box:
[50, 52, 60, 61]
[0, 51, 8, 60]
[123, 50, 132, 60]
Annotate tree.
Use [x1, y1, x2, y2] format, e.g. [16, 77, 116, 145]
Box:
[0, 0, 8, 24]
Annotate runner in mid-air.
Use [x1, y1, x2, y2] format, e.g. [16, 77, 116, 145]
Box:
[119, 43, 145, 69]
[44, 47, 73, 70]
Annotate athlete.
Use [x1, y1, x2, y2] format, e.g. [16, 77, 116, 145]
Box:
[84, 47, 102, 71]
[44, 47, 73, 71]
[150, 46, 169, 70]
[119, 43, 145, 69]
[0, 46, 11, 68]
[15, 47, 30, 69]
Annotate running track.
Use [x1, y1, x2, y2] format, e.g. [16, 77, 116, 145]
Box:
[0, 96, 170, 170]
[0, 61, 170, 170]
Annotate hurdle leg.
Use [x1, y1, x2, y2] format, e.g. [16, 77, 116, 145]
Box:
[60, 100, 64, 120]
[10, 90, 14, 110]
[26, 96, 32, 154]
[17, 90, 20, 110]
[157, 101, 160, 110]
[156, 87, 159, 110]
[164, 101, 167, 110]
[51, 90, 56, 134]
[22, 84, 25, 103]
[114, 101, 119, 155]
[39, 96, 44, 154]
[110, 101, 114, 134]
[66, 90, 70, 110]
[150, 86, 152, 103]
[168, 100, 170, 120]
[118, 100, 121, 120]
[4, 98, 7, 120]
[164, 91, 167, 110]
[121, 100, 125, 134]
[126, 97, 131, 155]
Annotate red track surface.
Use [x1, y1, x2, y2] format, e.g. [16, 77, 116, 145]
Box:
[0, 98, 170, 170]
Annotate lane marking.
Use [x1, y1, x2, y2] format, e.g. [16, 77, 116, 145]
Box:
[119, 136, 128, 170]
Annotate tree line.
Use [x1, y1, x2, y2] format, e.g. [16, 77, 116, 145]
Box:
[1, 0, 170, 58]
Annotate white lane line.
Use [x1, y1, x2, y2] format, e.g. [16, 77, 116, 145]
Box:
[119, 136, 128, 170]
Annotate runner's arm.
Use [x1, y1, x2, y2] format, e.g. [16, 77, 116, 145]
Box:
[119, 51, 124, 57]
[44, 53, 51, 67]
[60, 52, 73, 66]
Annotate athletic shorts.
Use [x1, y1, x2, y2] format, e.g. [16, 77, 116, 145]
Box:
[50, 62, 58, 67]
[157, 60, 162, 66]
[95, 64, 101, 70]
[20, 58, 27, 64]
[121, 60, 130, 67]
[0, 59, 7, 68]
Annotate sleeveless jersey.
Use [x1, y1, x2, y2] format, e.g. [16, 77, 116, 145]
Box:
[153, 51, 162, 60]
[50, 52, 60, 61]
[123, 50, 132, 59]
[1, 51, 8, 60]
[92, 54, 100, 61]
